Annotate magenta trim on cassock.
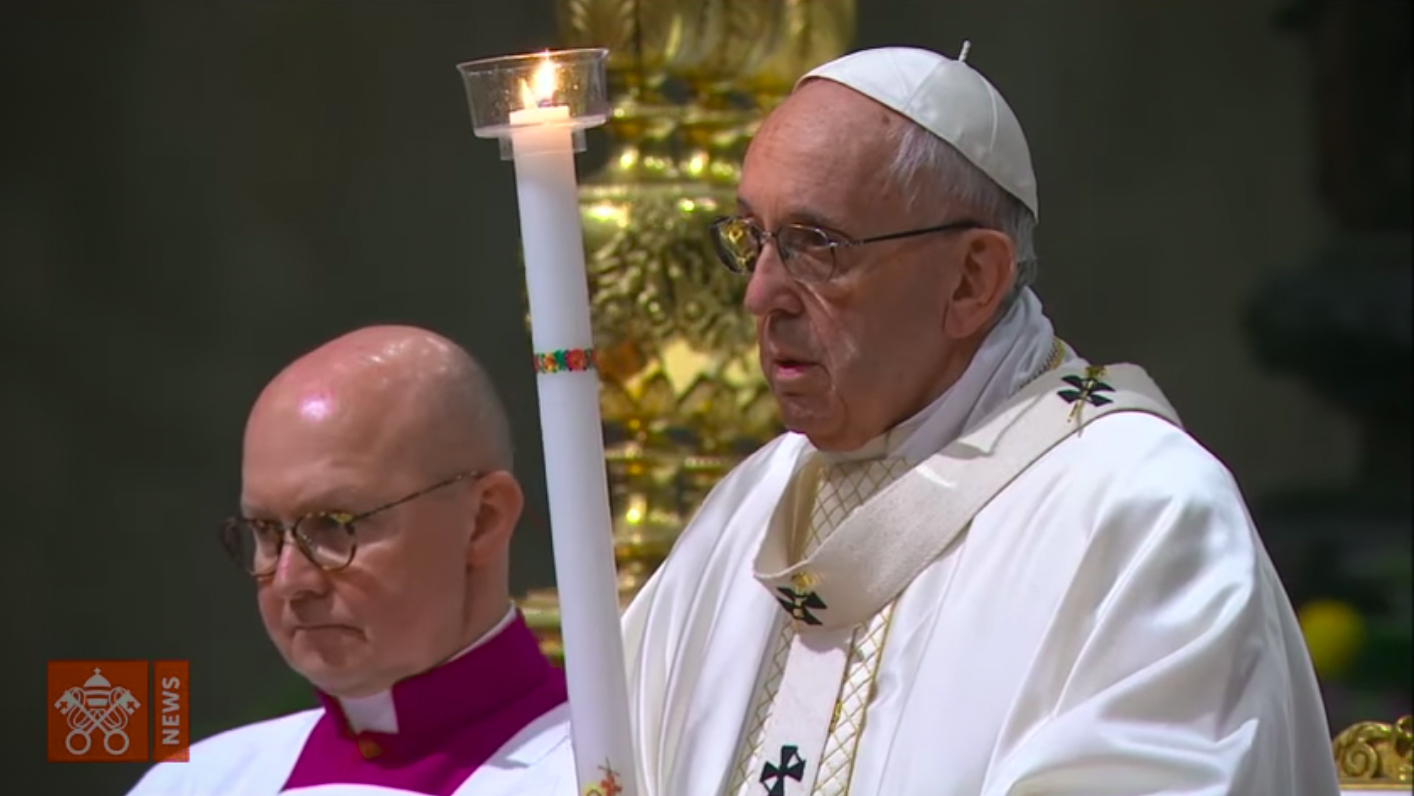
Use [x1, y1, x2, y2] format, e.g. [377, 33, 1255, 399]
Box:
[282, 612, 567, 796]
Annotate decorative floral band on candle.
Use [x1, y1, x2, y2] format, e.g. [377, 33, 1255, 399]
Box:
[581, 760, 624, 796]
[534, 347, 599, 374]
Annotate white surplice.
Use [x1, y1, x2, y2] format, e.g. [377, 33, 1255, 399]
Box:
[123, 705, 573, 796]
[622, 289, 1340, 796]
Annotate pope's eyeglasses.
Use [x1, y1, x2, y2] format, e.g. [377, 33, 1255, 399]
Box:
[709, 216, 985, 283]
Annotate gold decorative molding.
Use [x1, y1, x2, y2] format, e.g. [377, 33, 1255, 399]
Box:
[1335, 715, 1413, 788]
[520, 587, 566, 664]
[745, 0, 856, 105]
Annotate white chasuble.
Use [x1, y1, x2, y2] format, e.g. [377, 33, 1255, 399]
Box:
[622, 362, 1341, 796]
[122, 707, 572, 796]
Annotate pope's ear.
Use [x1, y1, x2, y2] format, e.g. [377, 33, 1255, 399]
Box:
[465, 471, 523, 566]
[944, 229, 1015, 338]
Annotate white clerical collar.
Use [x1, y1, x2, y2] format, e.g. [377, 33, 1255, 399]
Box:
[336, 604, 518, 734]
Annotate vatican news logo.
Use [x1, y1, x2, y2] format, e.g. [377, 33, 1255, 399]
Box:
[47, 660, 190, 763]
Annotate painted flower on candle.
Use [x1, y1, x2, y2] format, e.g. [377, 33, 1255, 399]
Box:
[581, 762, 623, 796]
[519, 55, 558, 110]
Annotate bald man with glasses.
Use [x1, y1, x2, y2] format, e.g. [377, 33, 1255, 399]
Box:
[128, 326, 576, 796]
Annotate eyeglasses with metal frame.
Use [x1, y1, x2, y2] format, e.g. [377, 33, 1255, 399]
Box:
[709, 215, 986, 283]
[219, 471, 479, 577]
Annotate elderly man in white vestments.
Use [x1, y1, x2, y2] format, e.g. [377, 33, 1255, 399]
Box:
[128, 326, 575, 796]
[621, 45, 1342, 796]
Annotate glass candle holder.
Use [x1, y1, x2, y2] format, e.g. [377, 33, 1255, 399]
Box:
[457, 48, 610, 159]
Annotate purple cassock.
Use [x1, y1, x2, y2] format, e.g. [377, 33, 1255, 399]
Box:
[125, 610, 578, 796]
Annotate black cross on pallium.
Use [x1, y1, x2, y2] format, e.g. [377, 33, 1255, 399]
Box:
[1058, 366, 1114, 422]
[760, 744, 806, 796]
[775, 586, 826, 626]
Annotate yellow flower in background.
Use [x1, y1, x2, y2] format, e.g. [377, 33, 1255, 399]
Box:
[1298, 599, 1366, 678]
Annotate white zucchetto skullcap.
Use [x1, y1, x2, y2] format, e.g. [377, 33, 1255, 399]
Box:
[799, 44, 1039, 219]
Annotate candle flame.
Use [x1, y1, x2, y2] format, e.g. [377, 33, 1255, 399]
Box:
[518, 55, 558, 110]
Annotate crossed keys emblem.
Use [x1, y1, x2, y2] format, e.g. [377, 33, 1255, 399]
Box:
[53, 668, 143, 756]
[760, 745, 807, 796]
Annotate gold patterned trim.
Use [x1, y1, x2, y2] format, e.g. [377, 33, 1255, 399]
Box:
[812, 601, 899, 794]
[1335, 716, 1413, 786]
[1019, 335, 1066, 392]
[727, 617, 794, 793]
[1043, 335, 1066, 373]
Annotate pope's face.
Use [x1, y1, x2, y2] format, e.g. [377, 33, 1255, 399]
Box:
[739, 81, 972, 451]
[240, 390, 478, 698]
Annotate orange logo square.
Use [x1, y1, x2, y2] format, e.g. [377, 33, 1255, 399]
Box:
[48, 660, 150, 762]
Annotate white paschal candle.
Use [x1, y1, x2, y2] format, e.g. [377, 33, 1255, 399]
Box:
[507, 96, 639, 794]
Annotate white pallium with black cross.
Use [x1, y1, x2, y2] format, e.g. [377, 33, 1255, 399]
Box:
[734, 456, 913, 796]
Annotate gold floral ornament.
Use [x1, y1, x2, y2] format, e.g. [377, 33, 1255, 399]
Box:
[600, 366, 781, 595]
[585, 193, 757, 361]
[1334, 715, 1413, 785]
